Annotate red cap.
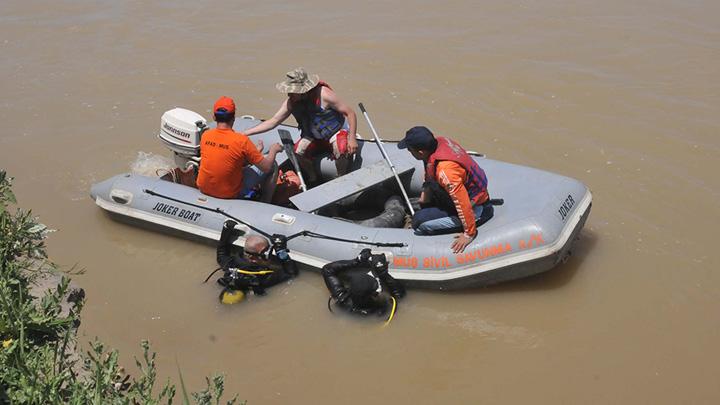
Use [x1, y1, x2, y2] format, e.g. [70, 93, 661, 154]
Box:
[213, 96, 235, 115]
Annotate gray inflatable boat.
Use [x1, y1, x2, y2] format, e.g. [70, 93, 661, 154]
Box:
[90, 109, 592, 289]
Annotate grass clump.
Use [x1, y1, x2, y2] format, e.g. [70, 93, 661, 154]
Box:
[0, 170, 240, 404]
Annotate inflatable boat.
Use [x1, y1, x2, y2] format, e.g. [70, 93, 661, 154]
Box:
[90, 108, 592, 289]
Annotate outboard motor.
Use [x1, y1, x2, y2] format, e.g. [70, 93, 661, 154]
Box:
[158, 108, 207, 171]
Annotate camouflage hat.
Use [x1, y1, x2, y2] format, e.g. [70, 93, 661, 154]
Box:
[275, 67, 320, 94]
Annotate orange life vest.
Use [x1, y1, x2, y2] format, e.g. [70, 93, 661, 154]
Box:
[425, 136, 489, 206]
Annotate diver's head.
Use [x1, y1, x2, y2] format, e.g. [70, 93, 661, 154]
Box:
[346, 273, 388, 315]
[244, 235, 270, 263]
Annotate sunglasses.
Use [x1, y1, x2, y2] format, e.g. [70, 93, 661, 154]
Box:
[245, 247, 269, 259]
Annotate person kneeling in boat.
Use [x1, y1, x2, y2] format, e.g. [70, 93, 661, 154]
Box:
[322, 249, 405, 317]
[398, 126, 490, 254]
[244, 67, 358, 185]
[196, 96, 283, 202]
[215, 220, 298, 303]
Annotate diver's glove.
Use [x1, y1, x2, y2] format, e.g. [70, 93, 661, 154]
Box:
[271, 234, 288, 250]
[271, 234, 291, 262]
[356, 248, 373, 265]
[387, 280, 406, 299]
[252, 285, 267, 295]
[335, 289, 351, 306]
[370, 253, 406, 299]
[218, 267, 240, 288]
[370, 254, 389, 275]
[282, 260, 299, 277]
[252, 284, 267, 296]
[275, 249, 290, 262]
[219, 220, 239, 245]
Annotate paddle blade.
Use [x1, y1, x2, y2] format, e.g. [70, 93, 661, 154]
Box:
[278, 129, 294, 145]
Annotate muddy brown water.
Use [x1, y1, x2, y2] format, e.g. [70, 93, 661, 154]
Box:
[1, 0, 719, 403]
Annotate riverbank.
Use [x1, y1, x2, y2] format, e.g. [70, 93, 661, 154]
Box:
[0, 171, 237, 404]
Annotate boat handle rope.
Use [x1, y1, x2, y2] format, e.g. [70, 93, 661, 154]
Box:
[143, 189, 406, 248]
[284, 230, 405, 248]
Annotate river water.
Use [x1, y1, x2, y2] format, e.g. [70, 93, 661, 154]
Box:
[1, 0, 719, 403]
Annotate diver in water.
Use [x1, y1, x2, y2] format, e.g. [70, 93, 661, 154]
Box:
[214, 220, 298, 303]
[322, 249, 406, 317]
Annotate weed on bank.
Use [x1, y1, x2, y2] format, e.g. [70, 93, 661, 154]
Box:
[0, 170, 239, 404]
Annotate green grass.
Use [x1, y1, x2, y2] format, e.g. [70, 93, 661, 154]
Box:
[0, 170, 241, 404]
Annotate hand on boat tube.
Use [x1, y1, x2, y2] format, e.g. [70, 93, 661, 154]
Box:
[346, 136, 358, 155]
[271, 234, 290, 262]
[452, 233, 476, 254]
[370, 254, 388, 275]
[275, 249, 290, 262]
[223, 220, 239, 233]
[356, 248, 373, 265]
[388, 283, 406, 299]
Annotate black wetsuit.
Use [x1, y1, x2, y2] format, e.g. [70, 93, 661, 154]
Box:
[216, 222, 298, 296]
[322, 250, 405, 315]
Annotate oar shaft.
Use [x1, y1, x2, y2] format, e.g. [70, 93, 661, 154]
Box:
[278, 129, 307, 192]
[295, 168, 307, 192]
[358, 103, 416, 216]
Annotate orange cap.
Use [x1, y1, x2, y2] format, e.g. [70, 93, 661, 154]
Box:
[213, 96, 235, 115]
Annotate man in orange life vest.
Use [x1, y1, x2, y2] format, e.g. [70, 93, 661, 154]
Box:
[244, 67, 358, 184]
[398, 126, 490, 254]
[196, 96, 283, 202]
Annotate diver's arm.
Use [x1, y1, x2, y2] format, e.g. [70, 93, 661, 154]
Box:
[281, 259, 298, 277]
[217, 244, 234, 269]
[217, 221, 239, 269]
[256, 262, 288, 291]
[217, 221, 268, 271]
[322, 260, 357, 301]
[379, 272, 406, 299]
[323, 259, 362, 273]
[268, 234, 298, 277]
[322, 87, 357, 155]
[369, 253, 406, 299]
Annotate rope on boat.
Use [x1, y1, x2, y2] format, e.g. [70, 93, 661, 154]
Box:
[285, 230, 405, 248]
[143, 189, 406, 248]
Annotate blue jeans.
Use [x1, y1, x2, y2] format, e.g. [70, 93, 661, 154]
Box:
[413, 204, 485, 235]
[239, 165, 270, 198]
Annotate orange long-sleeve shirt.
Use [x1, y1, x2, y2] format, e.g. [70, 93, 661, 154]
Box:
[435, 161, 487, 237]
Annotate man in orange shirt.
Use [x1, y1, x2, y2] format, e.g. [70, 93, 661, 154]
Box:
[196, 96, 283, 201]
[398, 126, 490, 253]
